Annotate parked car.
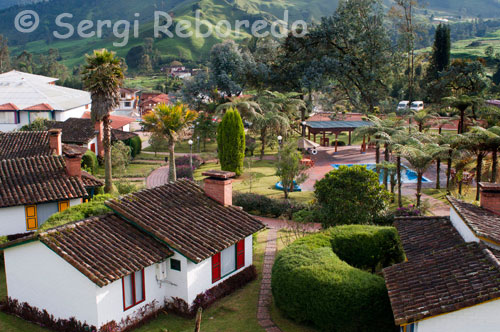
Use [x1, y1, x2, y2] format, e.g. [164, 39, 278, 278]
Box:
[410, 101, 424, 111]
[397, 100, 410, 111]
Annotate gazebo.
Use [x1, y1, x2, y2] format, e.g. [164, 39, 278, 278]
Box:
[304, 120, 373, 152]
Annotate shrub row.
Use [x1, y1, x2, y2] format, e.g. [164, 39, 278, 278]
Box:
[272, 226, 401, 331]
[175, 155, 204, 168]
[81, 150, 99, 175]
[166, 265, 257, 318]
[233, 192, 305, 218]
[125, 136, 142, 158]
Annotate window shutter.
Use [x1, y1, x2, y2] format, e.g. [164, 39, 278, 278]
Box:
[25, 205, 38, 231]
[212, 252, 221, 283]
[236, 240, 245, 269]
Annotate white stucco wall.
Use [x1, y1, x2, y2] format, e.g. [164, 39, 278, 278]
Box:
[0, 123, 20, 131]
[416, 299, 500, 332]
[186, 235, 253, 305]
[0, 205, 27, 236]
[56, 105, 88, 121]
[0, 199, 81, 236]
[449, 208, 479, 243]
[4, 241, 99, 326]
[87, 136, 98, 152]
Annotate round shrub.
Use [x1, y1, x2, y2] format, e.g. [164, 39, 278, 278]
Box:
[130, 135, 142, 158]
[175, 155, 203, 169]
[176, 165, 194, 180]
[233, 192, 305, 218]
[81, 150, 98, 175]
[272, 226, 402, 331]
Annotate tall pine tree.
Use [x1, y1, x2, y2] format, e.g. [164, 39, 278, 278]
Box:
[429, 24, 451, 80]
[217, 108, 245, 176]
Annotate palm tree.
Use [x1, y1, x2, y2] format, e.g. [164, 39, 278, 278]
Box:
[487, 126, 500, 182]
[394, 136, 448, 207]
[443, 95, 480, 134]
[257, 90, 306, 120]
[81, 49, 124, 193]
[412, 109, 437, 132]
[142, 103, 198, 183]
[216, 96, 262, 121]
[253, 111, 290, 160]
[463, 127, 493, 200]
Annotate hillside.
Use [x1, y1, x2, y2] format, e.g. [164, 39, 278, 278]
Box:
[1, 0, 500, 68]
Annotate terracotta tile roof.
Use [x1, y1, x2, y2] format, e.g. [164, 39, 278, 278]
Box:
[0, 131, 52, 159]
[448, 196, 500, 245]
[111, 129, 138, 141]
[0, 103, 19, 110]
[0, 155, 88, 208]
[40, 213, 173, 287]
[384, 242, 500, 325]
[393, 216, 463, 260]
[105, 180, 265, 263]
[24, 103, 54, 111]
[82, 112, 135, 129]
[49, 118, 96, 144]
[81, 171, 104, 188]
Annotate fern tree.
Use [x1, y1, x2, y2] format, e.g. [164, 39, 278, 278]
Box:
[217, 108, 246, 176]
[81, 49, 124, 193]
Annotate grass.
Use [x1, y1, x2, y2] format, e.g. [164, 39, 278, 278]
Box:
[96, 163, 161, 178]
[422, 187, 478, 204]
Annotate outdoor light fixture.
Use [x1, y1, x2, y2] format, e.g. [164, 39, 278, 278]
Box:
[277, 135, 283, 144]
[188, 139, 193, 146]
[188, 140, 194, 178]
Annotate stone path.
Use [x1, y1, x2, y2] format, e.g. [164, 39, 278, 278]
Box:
[146, 166, 169, 188]
[257, 227, 281, 332]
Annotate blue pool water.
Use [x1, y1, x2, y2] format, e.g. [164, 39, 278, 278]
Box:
[330, 164, 432, 184]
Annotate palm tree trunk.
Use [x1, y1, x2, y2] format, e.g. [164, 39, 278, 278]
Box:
[492, 149, 498, 183]
[397, 156, 402, 208]
[375, 143, 380, 165]
[384, 144, 389, 188]
[416, 171, 423, 208]
[436, 158, 441, 190]
[447, 151, 452, 193]
[476, 153, 483, 201]
[168, 140, 176, 183]
[103, 115, 113, 193]
[260, 128, 266, 160]
[459, 109, 465, 134]
[458, 171, 463, 195]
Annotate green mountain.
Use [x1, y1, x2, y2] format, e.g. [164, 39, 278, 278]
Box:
[1, 0, 500, 67]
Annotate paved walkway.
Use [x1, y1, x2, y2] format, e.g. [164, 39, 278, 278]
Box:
[146, 166, 169, 188]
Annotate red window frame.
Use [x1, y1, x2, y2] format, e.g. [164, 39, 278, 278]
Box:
[236, 240, 245, 269]
[212, 252, 221, 283]
[122, 269, 145, 311]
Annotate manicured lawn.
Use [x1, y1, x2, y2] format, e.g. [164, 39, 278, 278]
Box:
[0, 230, 269, 332]
[422, 187, 478, 204]
[96, 163, 161, 179]
[194, 159, 315, 204]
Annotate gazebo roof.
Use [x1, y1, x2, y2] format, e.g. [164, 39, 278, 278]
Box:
[305, 120, 372, 130]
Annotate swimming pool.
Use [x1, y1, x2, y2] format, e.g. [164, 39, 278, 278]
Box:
[330, 164, 432, 184]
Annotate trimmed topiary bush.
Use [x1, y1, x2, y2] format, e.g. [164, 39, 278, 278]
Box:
[217, 108, 245, 176]
[233, 192, 305, 218]
[272, 226, 402, 331]
[81, 150, 98, 175]
[126, 135, 142, 158]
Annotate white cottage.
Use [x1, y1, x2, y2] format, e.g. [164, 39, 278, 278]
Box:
[2, 172, 264, 329]
[384, 183, 500, 332]
[0, 70, 91, 132]
[0, 130, 99, 236]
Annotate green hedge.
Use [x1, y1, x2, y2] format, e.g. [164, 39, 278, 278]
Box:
[81, 150, 98, 174]
[126, 136, 142, 158]
[272, 226, 401, 331]
[233, 192, 305, 218]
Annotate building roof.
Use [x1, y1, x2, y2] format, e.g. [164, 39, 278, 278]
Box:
[49, 118, 96, 145]
[139, 93, 170, 108]
[24, 103, 54, 111]
[0, 131, 52, 159]
[105, 180, 265, 263]
[0, 70, 58, 84]
[0, 72, 90, 111]
[120, 87, 140, 94]
[0, 103, 19, 111]
[384, 217, 500, 325]
[81, 171, 104, 188]
[111, 129, 137, 141]
[0, 155, 88, 208]
[39, 213, 173, 287]
[393, 216, 464, 260]
[448, 196, 500, 245]
[305, 120, 372, 130]
[82, 112, 134, 129]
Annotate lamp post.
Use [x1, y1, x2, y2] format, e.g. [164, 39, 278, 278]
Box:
[188, 139, 194, 179]
[301, 121, 307, 138]
[277, 135, 283, 166]
[197, 136, 200, 153]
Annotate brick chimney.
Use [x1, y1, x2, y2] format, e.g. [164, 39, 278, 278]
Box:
[64, 148, 83, 179]
[202, 170, 236, 206]
[95, 120, 104, 158]
[48, 129, 62, 156]
[479, 182, 500, 215]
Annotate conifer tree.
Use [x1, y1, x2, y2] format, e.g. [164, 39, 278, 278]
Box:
[217, 108, 245, 176]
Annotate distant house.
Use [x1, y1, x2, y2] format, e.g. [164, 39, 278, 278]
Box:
[384, 183, 500, 332]
[114, 88, 140, 118]
[138, 93, 171, 116]
[0, 130, 102, 236]
[0, 70, 91, 132]
[81, 111, 135, 132]
[2, 171, 264, 329]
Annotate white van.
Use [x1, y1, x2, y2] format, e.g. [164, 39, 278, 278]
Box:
[410, 101, 424, 111]
[397, 101, 410, 111]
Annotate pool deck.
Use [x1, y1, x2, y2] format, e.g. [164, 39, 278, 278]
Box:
[301, 146, 450, 216]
